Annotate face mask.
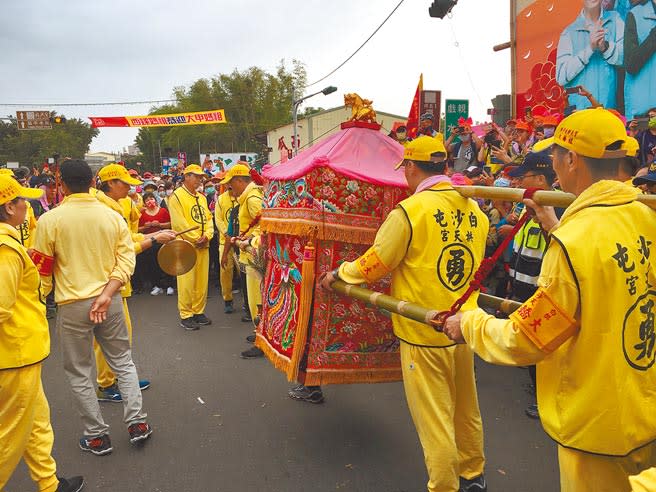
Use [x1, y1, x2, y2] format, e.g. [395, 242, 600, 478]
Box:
[205, 186, 215, 194]
[649, 117, 656, 130]
[543, 127, 555, 138]
[145, 199, 157, 208]
[166, 189, 173, 196]
[159, 191, 166, 198]
[460, 134, 471, 142]
[129, 186, 136, 194]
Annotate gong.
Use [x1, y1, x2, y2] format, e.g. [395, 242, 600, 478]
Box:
[157, 239, 197, 276]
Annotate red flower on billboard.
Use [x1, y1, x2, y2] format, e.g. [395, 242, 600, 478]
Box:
[521, 49, 568, 115]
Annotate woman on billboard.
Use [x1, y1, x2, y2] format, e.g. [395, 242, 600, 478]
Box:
[624, 0, 656, 119]
[556, 0, 625, 110]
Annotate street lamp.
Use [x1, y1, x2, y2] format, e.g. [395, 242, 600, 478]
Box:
[292, 85, 337, 157]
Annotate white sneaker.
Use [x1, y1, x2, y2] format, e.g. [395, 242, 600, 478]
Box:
[166, 287, 175, 296]
[150, 286, 163, 296]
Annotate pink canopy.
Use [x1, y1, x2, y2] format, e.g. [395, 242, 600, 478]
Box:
[263, 124, 407, 188]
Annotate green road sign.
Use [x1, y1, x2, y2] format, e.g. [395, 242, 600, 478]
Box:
[445, 99, 469, 138]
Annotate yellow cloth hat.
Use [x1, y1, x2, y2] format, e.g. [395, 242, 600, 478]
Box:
[183, 164, 206, 175]
[98, 164, 143, 185]
[0, 168, 15, 176]
[533, 108, 627, 159]
[395, 135, 447, 170]
[219, 163, 251, 184]
[0, 174, 43, 205]
[622, 136, 639, 158]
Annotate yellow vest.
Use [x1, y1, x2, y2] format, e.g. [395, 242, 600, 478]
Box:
[17, 201, 37, 248]
[237, 182, 263, 265]
[391, 183, 489, 346]
[0, 223, 49, 370]
[543, 180, 656, 455]
[215, 190, 236, 246]
[170, 186, 213, 244]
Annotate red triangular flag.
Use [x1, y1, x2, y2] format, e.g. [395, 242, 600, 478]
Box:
[406, 74, 423, 139]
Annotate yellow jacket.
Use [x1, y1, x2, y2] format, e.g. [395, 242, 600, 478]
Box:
[17, 200, 37, 248]
[0, 223, 49, 370]
[340, 181, 489, 347]
[169, 185, 214, 245]
[237, 181, 263, 265]
[461, 180, 656, 456]
[215, 190, 237, 246]
[630, 468, 656, 492]
[93, 190, 146, 297]
[32, 193, 135, 304]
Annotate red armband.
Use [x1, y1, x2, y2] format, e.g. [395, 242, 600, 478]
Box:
[30, 250, 54, 276]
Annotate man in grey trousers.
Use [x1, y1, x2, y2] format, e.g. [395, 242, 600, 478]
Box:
[32, 160, 152, 456]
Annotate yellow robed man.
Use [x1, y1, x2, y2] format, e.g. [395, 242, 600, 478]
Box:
[321, 137, 489, 492]
[0, 175, 85, 492]
[93, 164, 176, 401]
[444, 109, 656, 492]
[168, 164, 214, 330]
[214, 186, 238, 313]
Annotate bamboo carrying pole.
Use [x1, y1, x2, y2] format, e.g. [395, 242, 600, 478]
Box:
[454, 186, 656, 210]
[331, 280, 522, 327]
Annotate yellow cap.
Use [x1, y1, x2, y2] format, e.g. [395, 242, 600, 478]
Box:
[219, 163, 251, 184]
[0, 169, 14, 176]
[395, 135, 447, 170]
[622, 136, 639, 158]
[183, 164, 205, 176]
[0, 174, 43, 205]
[533, 108, 627, 159]
[98, 164, 143, 185]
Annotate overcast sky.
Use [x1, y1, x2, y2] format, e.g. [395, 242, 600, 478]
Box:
[0, 0, 511, 154]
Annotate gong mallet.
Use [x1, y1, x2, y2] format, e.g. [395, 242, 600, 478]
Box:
[330, 280, 522, 326]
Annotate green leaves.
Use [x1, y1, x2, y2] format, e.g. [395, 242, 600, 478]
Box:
[135, 60, 307, 167]
[0, 112, 98, 165]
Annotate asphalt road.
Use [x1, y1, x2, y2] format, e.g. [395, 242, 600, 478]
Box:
[8, 286, 559, 492]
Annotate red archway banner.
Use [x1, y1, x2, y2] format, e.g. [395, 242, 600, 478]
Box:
[89, 109, 227, 128]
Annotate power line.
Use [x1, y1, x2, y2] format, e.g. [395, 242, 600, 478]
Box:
[446, 17, 484, 108]
[0, 99, 178, 108]
[304, 0, 405, 89]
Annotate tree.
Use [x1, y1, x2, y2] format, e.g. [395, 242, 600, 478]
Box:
[0, 113, 98, 167]
[135, 60, 307, 167]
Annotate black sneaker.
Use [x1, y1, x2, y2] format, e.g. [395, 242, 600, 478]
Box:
[460, 474, 487, 492]
[525, 403, 540, 419]
[56, 476, 85, 492]
[79, 434, 112, 456]
[241, 313, 252, 323]
[193, 313, 212, 325]
[128, 422, 153, 445]
[288, 385, 324, 404]
[180, 318, 199, 331]
[245, 334, 256, 343]
[224, 301, 235, 314]
[240, 346, 264, 359]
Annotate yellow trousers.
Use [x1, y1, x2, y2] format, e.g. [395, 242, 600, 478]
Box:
[218, 243, 235, 302]
[95, 298, 133, 389]
[400, 342, 485, 492]
[558, 443, 656, 492]
[177, 247, 209, 319]
[245, 265, 262, 321]
[0, 363, 59, 492]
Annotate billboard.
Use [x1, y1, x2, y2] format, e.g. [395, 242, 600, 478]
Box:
[515, 0, 656, 119]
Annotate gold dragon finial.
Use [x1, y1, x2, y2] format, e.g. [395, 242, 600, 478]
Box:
[344, 93, 377, 124]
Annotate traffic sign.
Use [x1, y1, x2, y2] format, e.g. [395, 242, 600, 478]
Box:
[16, 110, 52, 130]
[445, 99, 469, 137]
